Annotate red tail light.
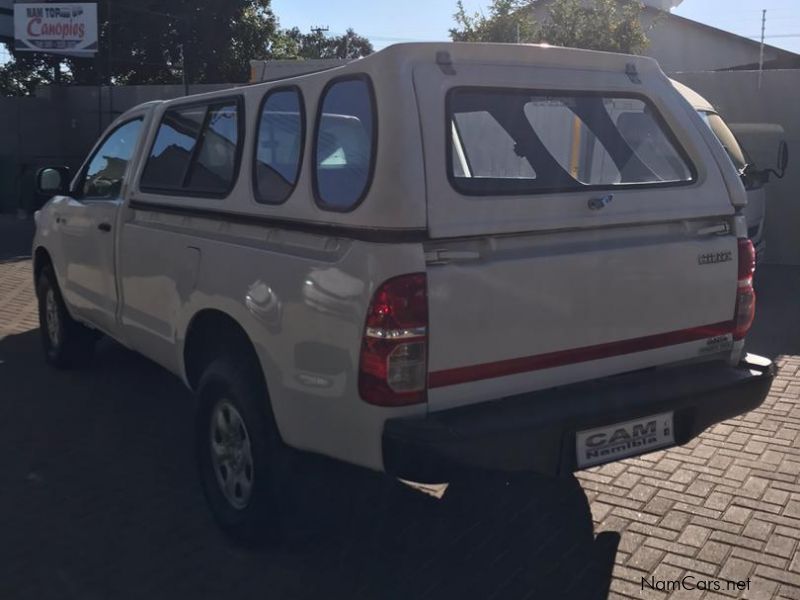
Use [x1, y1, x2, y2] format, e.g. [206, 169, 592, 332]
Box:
[359, 273, 428, 406]
[733, 238, 756, 340]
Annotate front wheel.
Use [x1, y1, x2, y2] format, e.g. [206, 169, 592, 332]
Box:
[36, 265, 97, 368]
[196, 356, 294, 546]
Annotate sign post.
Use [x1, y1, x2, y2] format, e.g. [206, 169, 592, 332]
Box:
[13, 2, 97, 57]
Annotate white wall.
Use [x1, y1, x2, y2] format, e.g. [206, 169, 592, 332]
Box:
[642, 11, 780, 72]
[527, 3, 787, 73]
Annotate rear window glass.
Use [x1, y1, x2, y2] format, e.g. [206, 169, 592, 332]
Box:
[141, 99, 242, 197]
[314, 77, 376, 210]
[449, 89, 694, 195]
[254, 88, 304, 205]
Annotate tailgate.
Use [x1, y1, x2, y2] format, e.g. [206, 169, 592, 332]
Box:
[414, 59, 738, 411]
[424, 224, 737, 410]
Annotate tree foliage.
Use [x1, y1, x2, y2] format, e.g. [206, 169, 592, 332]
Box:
[269, 28, 374, 60]
[0, 0, 373, 95]
[450, 0, 649, 55]
[0, 52, 60, 96]
[66, 0, 281, 85]
[451, 0, 538, 43]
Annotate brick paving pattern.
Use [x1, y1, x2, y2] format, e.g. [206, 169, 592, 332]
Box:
[1, 243, 799, 599]
[0, 260, 38, 335]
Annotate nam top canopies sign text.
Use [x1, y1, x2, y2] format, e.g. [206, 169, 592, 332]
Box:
[14, 3, 97, 56]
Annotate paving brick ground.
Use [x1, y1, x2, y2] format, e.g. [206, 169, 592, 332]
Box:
[1, 221, 799, 599]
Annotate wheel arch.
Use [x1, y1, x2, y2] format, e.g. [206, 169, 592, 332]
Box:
[182, 309, 265, 393]
[33, 246, 54, 285]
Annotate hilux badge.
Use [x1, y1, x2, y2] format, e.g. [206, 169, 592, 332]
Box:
[698, 251, 733, 265]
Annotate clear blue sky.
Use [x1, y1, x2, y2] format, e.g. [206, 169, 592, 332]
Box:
[271, 0, 800, 54]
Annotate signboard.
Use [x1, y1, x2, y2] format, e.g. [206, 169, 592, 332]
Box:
[14, 3, 97, 56]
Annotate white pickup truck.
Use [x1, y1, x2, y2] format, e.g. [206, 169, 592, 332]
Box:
[32, 43, 774, 544]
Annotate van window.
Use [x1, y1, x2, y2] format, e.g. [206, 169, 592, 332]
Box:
[314, 77, 376, 210]
[449, 89, 694, 195]
[254, 88, 304, 204]
[141, 99, 242, 197]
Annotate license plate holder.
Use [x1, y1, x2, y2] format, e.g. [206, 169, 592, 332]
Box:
[576, 412, 674, 469]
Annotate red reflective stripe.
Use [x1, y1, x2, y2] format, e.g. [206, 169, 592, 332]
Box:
[428, 321, 735, 389]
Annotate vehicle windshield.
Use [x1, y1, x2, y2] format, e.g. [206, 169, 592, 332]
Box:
[698, 110, 749, 171]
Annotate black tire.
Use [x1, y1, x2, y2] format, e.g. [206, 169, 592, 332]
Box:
[196, 354, 294, 546]
[36, 264, 97, 368]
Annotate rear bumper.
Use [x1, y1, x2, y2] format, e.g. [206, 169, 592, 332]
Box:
[383, 354, 774, 482]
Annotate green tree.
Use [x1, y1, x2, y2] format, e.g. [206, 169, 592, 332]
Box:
[1, 1, 374, 96]
[450, 0, 649, 55]
[451, 0, 538, 43]
[79, 0, 281, 85]
[269, 27, 374, 60]
[0, 50, 64, 96]
[0, 0, 274, 94]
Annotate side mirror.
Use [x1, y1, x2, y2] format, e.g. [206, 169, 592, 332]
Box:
[36, 167, 71, 196]
[761, 140, 789, 182]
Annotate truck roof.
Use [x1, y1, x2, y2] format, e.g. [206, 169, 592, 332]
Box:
[365, 41, 662, 73]
[670, 79, 715, 113]
[153, 42, 665, 110]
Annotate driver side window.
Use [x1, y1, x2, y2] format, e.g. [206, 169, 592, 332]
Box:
[81, 118, 143, 199]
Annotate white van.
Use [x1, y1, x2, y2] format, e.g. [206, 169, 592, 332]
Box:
[672, 80, 789, 263]
[32, 43, 773, 543]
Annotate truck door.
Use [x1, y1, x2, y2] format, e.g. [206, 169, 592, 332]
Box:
[54, 118, 144, 334]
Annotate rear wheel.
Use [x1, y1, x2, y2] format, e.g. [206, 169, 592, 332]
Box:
[36, 265, 96, 368]
[196, 355, 293, 546]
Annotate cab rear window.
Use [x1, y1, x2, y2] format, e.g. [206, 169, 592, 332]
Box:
[448, 88, 695, 195]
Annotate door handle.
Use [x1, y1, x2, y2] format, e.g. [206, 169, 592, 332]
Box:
[98, 222, 112, 233]
[588, 194, 614, 210]
[425, 249, 481, 265]
[696, 223, 730, 236]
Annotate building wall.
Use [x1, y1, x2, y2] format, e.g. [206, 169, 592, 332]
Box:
[0, 96, 63, 212]
[643, 12, 781, 72]
[673, 70, 800, 266]
[526, 3, 792, 73]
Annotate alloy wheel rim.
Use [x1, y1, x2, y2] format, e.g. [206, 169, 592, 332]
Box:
[209, 399, 255, 510]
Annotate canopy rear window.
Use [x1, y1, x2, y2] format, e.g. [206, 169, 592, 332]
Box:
[448, 88, 695, 196]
